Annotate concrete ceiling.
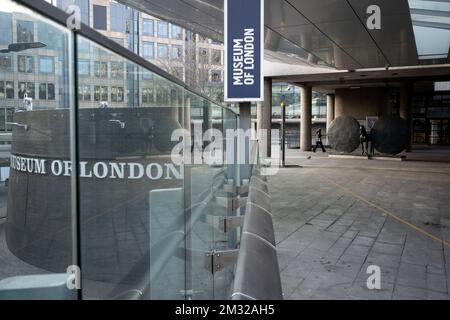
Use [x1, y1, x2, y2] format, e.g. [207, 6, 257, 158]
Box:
[118, 0, 419, 70]
[271, 64, 450, 91]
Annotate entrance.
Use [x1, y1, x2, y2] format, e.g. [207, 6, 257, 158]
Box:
[429, 119, 450, 145]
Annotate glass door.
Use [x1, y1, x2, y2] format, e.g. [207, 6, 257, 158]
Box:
[429, 119, 450, 145]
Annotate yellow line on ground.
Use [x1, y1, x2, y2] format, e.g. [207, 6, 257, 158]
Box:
[307, 169, 450, 248]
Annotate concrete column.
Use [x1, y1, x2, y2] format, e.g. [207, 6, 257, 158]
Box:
[400, 82, 413, 152]
[257, 77, 272, 158]
[300, 85, 312, 151]
[326, 93, 335, 133]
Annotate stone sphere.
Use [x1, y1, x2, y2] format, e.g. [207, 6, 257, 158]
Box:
[372, 116, 410, 155]
[328, 116, 361, 153]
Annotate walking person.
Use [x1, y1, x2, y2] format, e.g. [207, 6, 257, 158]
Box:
[313, 128, 326, 152]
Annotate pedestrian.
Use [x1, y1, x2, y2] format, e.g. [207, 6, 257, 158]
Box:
[313, 128, 326, 152]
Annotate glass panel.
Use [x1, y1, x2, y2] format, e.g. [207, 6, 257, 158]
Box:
[76, 31, 237, 299]
[409, 0, 450, 59]
[93, 5, 107, 31]
[0, 12, 12, 45]
[157, 43, 168, 59]
[172, 45, 182, 61]
[0, 0, 75, 300]
[16, 20, 34, 43]
[142, 42, 154, 60]
[39, 56, 54, 74]
[18, 55, 34, 73]
[110, 2, 127, 33]
[0, 54, 13, 72]
[171, 25, 182, 40]
[142, 19, 153, 36]
[0, 109, 5, 131]
[157, 21, 168, 38]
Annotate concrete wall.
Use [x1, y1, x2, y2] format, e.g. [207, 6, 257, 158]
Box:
[335, 87, 390, 121]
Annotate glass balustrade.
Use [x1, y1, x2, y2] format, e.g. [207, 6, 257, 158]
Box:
[0, 0, 239, 300]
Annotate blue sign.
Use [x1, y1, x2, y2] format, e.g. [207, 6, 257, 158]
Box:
[224, 0, 264, 102]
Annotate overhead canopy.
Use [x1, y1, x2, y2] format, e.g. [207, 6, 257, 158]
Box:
[408, 0, 450, 61]
[118, 0, 425, 70]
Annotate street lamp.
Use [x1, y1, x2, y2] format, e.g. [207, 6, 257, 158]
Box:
[0, 42, 46, 53]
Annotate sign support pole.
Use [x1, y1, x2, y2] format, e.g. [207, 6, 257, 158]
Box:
[281, 101, 286, 167]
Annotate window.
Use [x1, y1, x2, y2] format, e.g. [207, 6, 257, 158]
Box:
[39, 56, 54, 74]
[199, 48, 209, 64]
[94, 86, 108, 101]
[18, 82, 35, 99]
[94, 61, 108, 78]
[39, 83, 47, 100]
[0, 54, 13, 72]
[142, 87, 154, 103]
[199, 70, 209, 83]
[0, 82, 4, 99]
[6, 108, 13, 131]
[78, 85, 91, 101]
[142, 69, 153, 80]
[111, 62, 124, 79]
[5, 81, 14, 99]
[78, 60, 90, 76]
[93, 5, 107, 31]
[143, 42, 154, 60]
[143, 19, 153, 36]
[157, 21, 168, 38]
[0, 81, 14, 99]
[0, 12, 12, 45]
[172, 45, 182, 60]
[157, 43, 168, 59]
[435, 81, 450, 92]
[110, 2, 127, 32]
[18, 56, 34, 73]
[171, 25, 182, 40]
[16, 20, 34, 43]
[48, 83, 55, 100]
[211, 70, 222, 82]
[38, 83, 55, 100]
[156, 85, 169, 104]
[212, 49, 222, 65]
[111, 87, 124, 102]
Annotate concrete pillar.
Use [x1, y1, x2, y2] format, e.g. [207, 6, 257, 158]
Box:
[400, 82, 413, 152]
[326, 93, 335, 133]
[257, 77, 272, 158]
[300, 85, 312, 151]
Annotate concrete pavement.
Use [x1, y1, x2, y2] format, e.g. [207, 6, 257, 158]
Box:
[269, 148, 450, 299]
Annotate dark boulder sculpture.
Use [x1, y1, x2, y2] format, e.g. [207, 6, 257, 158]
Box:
[372, 116, 410, 155]
[327, 116, 361, 153]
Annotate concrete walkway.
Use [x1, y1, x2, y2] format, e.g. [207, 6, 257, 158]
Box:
[269, 149, 450, 299]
